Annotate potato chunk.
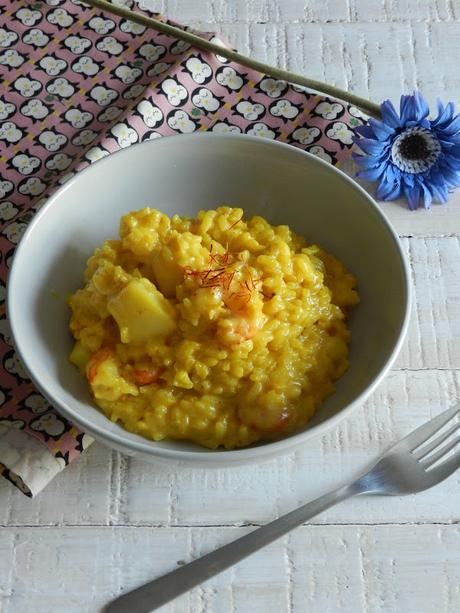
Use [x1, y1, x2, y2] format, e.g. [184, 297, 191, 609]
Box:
[108, 279, 176, 343]
[151, 245, 183, 298]
[69, 341, 92, 372]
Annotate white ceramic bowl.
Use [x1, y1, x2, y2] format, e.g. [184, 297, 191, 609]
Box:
[8, 134, 411, 465]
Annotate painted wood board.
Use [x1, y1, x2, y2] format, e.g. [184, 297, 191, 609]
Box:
[1, 525, 459, 613]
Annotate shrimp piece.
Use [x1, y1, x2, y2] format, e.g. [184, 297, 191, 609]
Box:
[133, 366, 164, 386]
[219, 270, 266, 344]
[86, 347, 114, 384]
[217, 314, 264, 345]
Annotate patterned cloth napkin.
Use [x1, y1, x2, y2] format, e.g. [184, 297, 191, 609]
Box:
[0, 0, 364, 496]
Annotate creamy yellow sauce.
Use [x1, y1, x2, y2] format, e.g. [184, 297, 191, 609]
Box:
[69, 207, 359, 449]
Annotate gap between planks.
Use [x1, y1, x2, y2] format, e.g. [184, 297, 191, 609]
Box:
[1, 521, 459, 529]
[400, 234, 460, 238]
[188, 20, 460, 25]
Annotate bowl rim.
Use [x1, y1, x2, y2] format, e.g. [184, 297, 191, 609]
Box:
[8, 132, 412, 463]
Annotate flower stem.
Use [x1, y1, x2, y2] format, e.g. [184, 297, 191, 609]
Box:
[83, 0, 382, 118]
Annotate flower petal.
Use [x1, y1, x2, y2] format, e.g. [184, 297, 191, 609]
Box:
[417, 118, 431, 130]
[440, 167, 460, 187]
[428, 172, 449, 203]
[384, 164, 401, 182]
[357, 166, 386, 181]
[380, 181, 401, 201]
[439, 134, 460, 146]
[439, 113, 460, 136]
[380, 99, 401, 128]
[376, 172, 401, 200]
[368, 117, 395, 141]
[354, 137, 389, 156]
[432, 101, 455, 127]
[414, 91, 430, 121]
[354, 125, 375, 138]
[403, 182, 421, 210]
[400, 94, 418, 124]
[435, 98, 445, 119]
[352, 153, 383, 169]
[442, 153, 460, 170]
[420, 182, 433, 209]
[437, 138, 458, 150]
[447, 145, 460, 160]
[403, 173, 415, 188]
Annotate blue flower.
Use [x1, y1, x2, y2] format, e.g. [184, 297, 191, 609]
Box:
[353, 92, 460, 210]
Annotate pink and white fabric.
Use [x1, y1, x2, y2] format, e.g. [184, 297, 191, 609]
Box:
[0, 0, 364, 496]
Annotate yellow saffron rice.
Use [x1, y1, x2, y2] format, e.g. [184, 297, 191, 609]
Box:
[69, 206, 359, 449]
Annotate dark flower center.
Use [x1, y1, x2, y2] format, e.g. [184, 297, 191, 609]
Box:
[391, 126, 441, 174]
[398, 133, 431, 160]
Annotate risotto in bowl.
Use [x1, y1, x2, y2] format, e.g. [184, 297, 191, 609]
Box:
[8, 134, 410, 465]
[68, 206, 359, 449]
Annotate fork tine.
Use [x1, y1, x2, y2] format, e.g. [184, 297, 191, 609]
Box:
[428, 448, 460, 481]
[404, 404, 460, 452]
[414, 420, 460, 460]
[422, 435, 460, 468]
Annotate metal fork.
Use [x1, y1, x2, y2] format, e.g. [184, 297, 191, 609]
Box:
[106, 404, 460, 613]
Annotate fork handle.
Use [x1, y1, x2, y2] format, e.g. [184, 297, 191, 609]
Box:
[106, 481, 360, 613]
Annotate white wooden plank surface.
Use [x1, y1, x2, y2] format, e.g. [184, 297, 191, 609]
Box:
[1, 525, 460, 613]
[147, 0, 458, 24]
[2, 1, 460, 612]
